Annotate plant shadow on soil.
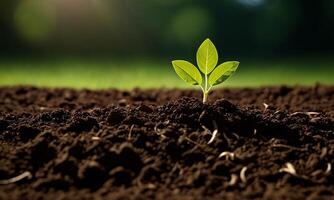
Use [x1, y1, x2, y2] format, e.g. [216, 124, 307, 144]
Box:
[0, 85, 333, 199]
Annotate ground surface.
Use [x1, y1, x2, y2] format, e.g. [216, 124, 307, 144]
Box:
[0, 85, 333, 200]
[1, 58, 334, 88]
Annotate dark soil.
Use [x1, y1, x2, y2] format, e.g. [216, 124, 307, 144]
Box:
[0, 85, 333, 200]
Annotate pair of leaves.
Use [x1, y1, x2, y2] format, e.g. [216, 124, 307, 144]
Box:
[172, 39, 239, 87]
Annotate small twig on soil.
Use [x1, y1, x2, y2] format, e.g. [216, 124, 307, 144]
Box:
[202, 120, 219, 145]
[325, 163, 331, 175]
[273, 110, 281, 115]
[128, 124, 135, 140]
[218, 151, 235, 161]
[311, 163, 331, 177]
[305, 112, 320, 117]
[0, 171, 32, 185]
[263, 103, 269, 112]
[207, 129, 218, 144]
[91, 136, 100, 141]
[207, 120, 219, 144]
[290, 111, 320, 118]
[228, 174, 238, 186]
[279, 162, 297, 176]
[240, 166, 247, 183]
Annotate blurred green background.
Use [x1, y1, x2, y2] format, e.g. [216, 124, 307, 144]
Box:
[0, 0, 333, 89]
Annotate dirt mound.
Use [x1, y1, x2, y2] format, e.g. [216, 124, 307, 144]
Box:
[0, 85, 333, 199]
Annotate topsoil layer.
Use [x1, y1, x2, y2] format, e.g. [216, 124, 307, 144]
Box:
[0, 85, 333, 200]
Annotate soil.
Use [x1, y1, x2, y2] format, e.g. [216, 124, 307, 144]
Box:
[0, 85, 333, 200]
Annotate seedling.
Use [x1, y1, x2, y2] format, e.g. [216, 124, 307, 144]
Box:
[172, 38, 239, 103]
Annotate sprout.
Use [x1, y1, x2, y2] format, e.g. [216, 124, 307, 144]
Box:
[172, 38, 239, 103]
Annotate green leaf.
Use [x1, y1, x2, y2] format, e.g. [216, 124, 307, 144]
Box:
[172, 60, 202, 85]
[196, 38, 218, 74]
[208, 61, 239, 86]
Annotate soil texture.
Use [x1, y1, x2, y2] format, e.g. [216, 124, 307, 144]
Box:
[0, 85, 333, 200]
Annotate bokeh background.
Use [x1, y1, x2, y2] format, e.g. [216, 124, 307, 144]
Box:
[0, 0, 333, 88]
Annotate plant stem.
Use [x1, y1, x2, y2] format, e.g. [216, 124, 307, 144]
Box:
[203, 91, 208, 103]
[203, 69, 209, 103]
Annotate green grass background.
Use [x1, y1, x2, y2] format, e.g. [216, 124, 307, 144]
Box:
[0, 57, 333, 89]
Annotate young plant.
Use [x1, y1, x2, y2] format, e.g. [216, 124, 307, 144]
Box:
[172, 38, 239, 103]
